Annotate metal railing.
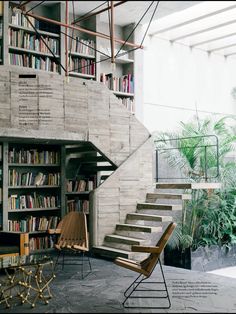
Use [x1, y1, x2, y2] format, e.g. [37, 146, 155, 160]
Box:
[154, 135, 220, 182]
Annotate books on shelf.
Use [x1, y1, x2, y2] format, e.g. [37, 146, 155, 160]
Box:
[9, 28, 59, 55]
[9, 53, 59, 72]
[66, 177, 96, 192]
[8, 148, 60, 164]
[29, 235, 54, 252]
[100, 73, 134, 94]
[67, 199, 89, 214]
[8, 192, 60, 210]
[8, 215, 59, 232]
[69, 56, 95, 76]
[70, 37, 95, 56]
[10, 7, 35, 29]
[9, 6, 60, 34]
[9, 169, 60, 187]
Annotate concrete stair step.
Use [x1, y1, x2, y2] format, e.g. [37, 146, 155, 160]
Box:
[116, 223, 161, 233]
[156, 182, 221, 190]
[126, 213, 172, 222]
[137, 202, 182, 211]
[105, 234, 146, 245]
[92, 245, 134, 260]
[146, 192, 191, 201]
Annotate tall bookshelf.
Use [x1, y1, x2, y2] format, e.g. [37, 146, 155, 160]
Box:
[67, 12, 96, 80]
[1, 2, 141, 114]
[97, 20, 135, 114]
[64, 145, 97, 233]
[6, 1, 61, 73]
[3, 142, 62, 253]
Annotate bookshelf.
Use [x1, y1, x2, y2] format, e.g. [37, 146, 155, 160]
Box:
[68, 12, 96, 80]
[0, 141, 100, 253]
[97, 21, 135, 114]
[3, 142, 62, 253]
[64, 145, 97, 233]
[7, 1, 61, 73]
[2, 2, 141, 114]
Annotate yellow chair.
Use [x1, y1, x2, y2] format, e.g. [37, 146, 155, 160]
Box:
[114, 222, 176, 309]
[48, 211, 92, 279]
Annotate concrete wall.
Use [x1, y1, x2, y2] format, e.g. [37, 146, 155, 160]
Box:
[91, 137, 154, 246]
[0, 65, 153, 246]
[0, 65, 150, 166]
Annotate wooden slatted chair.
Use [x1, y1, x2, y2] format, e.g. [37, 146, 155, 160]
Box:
[48, 211, 92, 279]
[114, 222, 176, 309]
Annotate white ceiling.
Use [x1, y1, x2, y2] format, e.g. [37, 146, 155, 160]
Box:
[67, 1, 201, 26]
[149, 1, 236, 57]
[24, 1, 201, 26]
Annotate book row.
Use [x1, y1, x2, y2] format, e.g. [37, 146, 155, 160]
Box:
[69, 57, 95, 75]
[8, 215, 59, 232]
[8, 148, 60, 164]
[100, 73, 134, 94]
[10, 8, 36, 29]
[67, 199, 89, 214]
[9, 29, 60, 55]
[9, 7, 59, 34]
[9, 193, 60, 210]
[70, 37, 95, 56]
[9, 170, 61, 187]
[9, 53, 60, 72]
[29, 236, 54, 252]
[67, 178, 96, 192]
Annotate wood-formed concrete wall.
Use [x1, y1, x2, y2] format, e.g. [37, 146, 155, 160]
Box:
[0, 66, 150, 166]
[0, 65, 153, 246]
[90, 137, 154, 246]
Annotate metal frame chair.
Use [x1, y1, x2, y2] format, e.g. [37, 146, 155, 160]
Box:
[114, 222, 176, 309]
[48, 211, 92, 279]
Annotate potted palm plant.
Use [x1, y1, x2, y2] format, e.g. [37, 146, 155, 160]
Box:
[157, 115, 236, 270]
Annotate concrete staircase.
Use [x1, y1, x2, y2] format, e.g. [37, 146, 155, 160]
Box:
[93, 181, 221, 260]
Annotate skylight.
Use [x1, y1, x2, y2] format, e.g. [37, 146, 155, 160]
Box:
[149, 1, 236, 57]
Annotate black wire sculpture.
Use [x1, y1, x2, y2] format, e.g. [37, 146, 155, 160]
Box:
[16, 1, 159, 75]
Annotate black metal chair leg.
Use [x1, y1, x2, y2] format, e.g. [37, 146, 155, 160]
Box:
[81, 252, 84, 279]
[122, 259, 171, 309]
[62, 251, 65, 270]
[123, 273, 142, 297]
[87, 253, 92, 273]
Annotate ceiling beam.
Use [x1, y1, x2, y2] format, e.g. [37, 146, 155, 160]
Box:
[225, 51, 236, 57]
[208, 42, 236, 53]
[190, 32, 236, 48]
[150, 3, 236, 36]
[170, 19, 236, 43]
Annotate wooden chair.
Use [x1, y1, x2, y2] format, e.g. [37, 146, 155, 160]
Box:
[114, 222, 177, 309]
[48, 211, 92, 279]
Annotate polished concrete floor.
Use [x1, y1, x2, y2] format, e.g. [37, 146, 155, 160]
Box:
[0, 254, 236, 313]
